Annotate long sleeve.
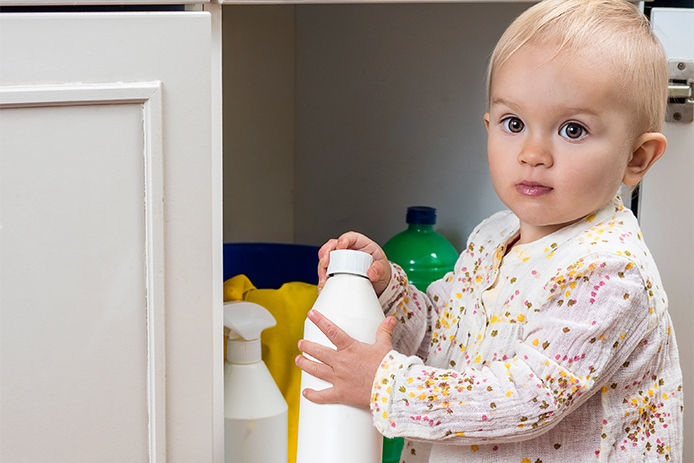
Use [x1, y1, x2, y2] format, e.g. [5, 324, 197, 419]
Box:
[370, 252, 653, 444]
[378, 262, 456, 359]
[377, 214, 506, 360]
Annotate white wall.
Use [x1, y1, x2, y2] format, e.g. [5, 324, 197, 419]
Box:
[223, 5, 296, 243]
[223, 3, 533, 250]
[293, 3, 530, 250]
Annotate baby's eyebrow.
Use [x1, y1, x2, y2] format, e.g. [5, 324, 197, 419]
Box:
[489, 97, 525, 114]
[490, 97, 516, 108]
[559, 106, 600, 117]
[491, 96, 599, 117]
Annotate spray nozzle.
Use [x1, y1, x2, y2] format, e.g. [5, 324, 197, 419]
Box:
[224, 301, 276, 364]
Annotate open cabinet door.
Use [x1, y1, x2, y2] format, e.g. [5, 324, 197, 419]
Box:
[640, 8, 694, 460]
[0, 11, 221, 463]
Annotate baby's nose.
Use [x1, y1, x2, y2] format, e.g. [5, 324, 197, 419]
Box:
[518, 137, 553, 167]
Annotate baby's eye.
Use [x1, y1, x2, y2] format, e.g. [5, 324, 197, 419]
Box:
[559, 122, 587, 140]
[502, 117, 525, 134]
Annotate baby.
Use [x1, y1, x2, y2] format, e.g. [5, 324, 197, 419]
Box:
[295, 0, 683, 461]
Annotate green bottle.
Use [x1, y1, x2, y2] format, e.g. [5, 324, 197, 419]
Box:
[380, 206, 458, 463]
[383, 206, 458, 291]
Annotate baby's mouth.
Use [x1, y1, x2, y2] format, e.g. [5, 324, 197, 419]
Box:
[516, 181, 553, 197]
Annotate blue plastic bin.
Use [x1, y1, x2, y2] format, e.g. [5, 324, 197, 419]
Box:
[223, 242, 320, 288]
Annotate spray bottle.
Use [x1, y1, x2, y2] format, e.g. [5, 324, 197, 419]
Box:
[296, 249, 385, 463]
[224, 301, 288, 463]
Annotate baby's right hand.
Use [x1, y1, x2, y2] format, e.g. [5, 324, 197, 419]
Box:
[318, 231, 391, 296]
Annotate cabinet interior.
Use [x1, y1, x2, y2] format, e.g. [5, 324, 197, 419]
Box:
[222, 2, 531, 250]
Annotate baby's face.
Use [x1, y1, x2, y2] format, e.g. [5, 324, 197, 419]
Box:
[484, 42, 637, 243]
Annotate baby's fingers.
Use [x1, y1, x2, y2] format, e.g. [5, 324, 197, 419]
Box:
[297, 339, 336, 365]
[318, 238, 338, 261]
[295, 354, 333, 383]
[336, 231, 371, 252]
[301, 386, 341, 405]
[307, 310, 354, 350]
[317, 239, 338, 290]
[367, 259, 387, 282]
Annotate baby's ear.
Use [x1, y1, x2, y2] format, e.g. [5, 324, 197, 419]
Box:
[483, 113, 490, 131]
[622, 132, 667, 186]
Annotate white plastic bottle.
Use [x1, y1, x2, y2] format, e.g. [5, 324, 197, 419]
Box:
[296, 249, 385, 463]
[224, 301, 288, 463]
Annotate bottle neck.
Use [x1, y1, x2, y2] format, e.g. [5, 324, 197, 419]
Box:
[227, 338, 262, 364]
[408, 223, 434, 233]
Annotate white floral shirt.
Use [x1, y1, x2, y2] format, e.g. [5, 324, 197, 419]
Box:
[372, 197, 683, 462]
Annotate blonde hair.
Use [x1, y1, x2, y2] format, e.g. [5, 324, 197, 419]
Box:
[487, 0, 668, 132]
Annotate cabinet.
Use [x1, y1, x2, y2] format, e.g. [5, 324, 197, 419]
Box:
[0, 9, 222, 463]
[1, 2, 691, 462]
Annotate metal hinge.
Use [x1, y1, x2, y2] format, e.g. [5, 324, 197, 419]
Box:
[667, 59, 694, 123]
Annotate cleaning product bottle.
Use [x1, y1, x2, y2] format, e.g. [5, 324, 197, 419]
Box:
[381, 206, 458, 463]
[296, 249, 385, 463]
[383, 206, 458, 291]
[224, 301, 288, 463]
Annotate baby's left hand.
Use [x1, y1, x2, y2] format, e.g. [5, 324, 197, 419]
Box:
[295, 310, 397, 408]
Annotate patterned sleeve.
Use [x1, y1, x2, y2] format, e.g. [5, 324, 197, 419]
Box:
[378, 262, 456, 358]
[370, 253, 652, 443]
[377, 216, 495, 359]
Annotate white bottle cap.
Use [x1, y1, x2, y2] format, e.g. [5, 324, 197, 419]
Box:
[327, 249, 373, 278]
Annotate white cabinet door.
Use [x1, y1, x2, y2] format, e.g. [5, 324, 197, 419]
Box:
[0, 12, 222, 463]
[641, 8, 694, 460]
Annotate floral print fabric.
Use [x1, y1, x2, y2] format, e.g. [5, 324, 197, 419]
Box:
[372, 196, 682, 462]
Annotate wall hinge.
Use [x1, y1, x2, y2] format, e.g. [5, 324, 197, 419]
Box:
[667, 59, 694, 123]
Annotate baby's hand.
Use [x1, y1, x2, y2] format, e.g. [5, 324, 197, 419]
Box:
[295, 310, 397, 408]
[318, 231, 391, 296]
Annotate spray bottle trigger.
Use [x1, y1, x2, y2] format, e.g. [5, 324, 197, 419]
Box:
[224, 301, 276, 341]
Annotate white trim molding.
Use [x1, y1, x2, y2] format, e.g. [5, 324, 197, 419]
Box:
[0, 81, 167, 463]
